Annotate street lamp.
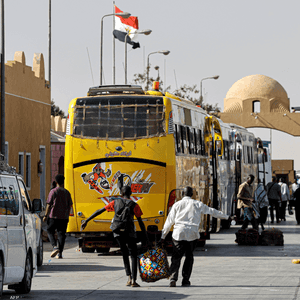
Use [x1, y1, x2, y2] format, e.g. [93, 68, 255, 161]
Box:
[125, 29, 152, 84]
[199, 75, 219, 103]
[146, 50, 170, 90]
[100, 12, 131, 85]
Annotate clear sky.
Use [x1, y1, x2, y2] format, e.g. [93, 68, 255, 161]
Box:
[5, 0, 300, 170]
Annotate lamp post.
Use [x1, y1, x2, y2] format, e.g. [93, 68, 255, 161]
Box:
[199, 75, 219, 103]
[125, 29, 152, 84]
[146, 50, 170, 90]
[100, 12, 131, 86]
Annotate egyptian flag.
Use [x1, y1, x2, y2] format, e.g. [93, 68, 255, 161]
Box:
[113, 5, 140, 49]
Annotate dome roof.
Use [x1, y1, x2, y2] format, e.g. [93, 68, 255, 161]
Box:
[225, 74, 288, 100]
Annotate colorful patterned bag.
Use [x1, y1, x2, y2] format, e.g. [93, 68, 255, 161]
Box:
[138, 247, 170, 282]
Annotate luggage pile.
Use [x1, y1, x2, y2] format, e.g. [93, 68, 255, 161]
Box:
[260, 228, 284, 246]
[235, 229, 259, 246]
[235, 228, 284, 246]
[138, 247, 170, 283]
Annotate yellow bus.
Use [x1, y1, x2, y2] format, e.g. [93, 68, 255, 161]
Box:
[65, 84, 224, 252]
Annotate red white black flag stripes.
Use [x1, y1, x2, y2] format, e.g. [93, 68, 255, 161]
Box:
[113, 5, 140, 49]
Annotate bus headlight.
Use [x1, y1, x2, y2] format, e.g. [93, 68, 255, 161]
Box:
[154, 219, 160, 224]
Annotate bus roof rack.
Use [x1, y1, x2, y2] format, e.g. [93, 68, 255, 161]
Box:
[87, 85, 145, 96]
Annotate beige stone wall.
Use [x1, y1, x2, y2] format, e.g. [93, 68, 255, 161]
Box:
[51, 115, 67, 132]
[272, 159, 295, 185]
[4, 51, 50, 201]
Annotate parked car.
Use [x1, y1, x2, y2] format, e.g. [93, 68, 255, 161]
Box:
[0, 160, 43, 296]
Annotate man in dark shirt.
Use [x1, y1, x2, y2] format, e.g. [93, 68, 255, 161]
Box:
[293, 185, 300, 225]
[266, 177, 282, 223]
[81, 186, 149, 287]
[43, 174, 73, 259]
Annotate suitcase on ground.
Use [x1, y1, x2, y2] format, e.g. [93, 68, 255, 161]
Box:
[235, 229, 259, 245]
[260, 228, 284, 246]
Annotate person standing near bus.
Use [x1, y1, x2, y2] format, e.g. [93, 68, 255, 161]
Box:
[266, 177, 282, 223]
[43, 174, 73, 259]
[254, 179, 269, 230]
[81, 186, 149, 287]
[278, 178, 289, 221]
[159, 186, 229, 287]
[293, 185, 300, 225]
[237, 174, 258, 230]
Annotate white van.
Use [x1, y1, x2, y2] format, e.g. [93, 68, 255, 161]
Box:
[0, 160, 43, 296]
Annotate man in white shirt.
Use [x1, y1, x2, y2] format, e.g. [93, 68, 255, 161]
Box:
[278, 178, 289, 221]
[160, 186, 229, 287]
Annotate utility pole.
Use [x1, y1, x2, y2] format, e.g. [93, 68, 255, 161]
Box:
[1, 0, 5, 157]
[48, 0, 51, 88]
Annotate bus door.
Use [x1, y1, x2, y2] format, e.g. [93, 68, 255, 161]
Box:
[204, 116, 223, 233]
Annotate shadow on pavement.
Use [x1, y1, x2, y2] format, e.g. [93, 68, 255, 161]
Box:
[1, 289, 188, 300]
[37, 263, 123, 273]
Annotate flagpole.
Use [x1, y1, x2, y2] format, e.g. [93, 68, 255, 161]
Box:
[112, 1, 115, 85]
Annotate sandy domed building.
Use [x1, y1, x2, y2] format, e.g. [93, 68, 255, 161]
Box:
[220, 74, 300, 136]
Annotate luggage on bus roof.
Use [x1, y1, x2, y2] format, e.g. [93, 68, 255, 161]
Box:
[87, 85, 145, 96]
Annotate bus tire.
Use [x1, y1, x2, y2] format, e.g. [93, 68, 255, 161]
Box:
[82, 247, 95, 253]
[96, 248, 110, 253]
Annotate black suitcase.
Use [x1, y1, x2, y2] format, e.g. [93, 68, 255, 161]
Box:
[235, 229, 259, 246]
[260, 228, 284, 246]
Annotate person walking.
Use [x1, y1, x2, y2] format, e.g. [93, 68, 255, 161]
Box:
[254, 179, 269, 230]
[293, 185, 300, 225]
[43, 174, 73, 259]
[159, 186, 229, 287]
[278, 178, 289, 221]
[266, 177, 282, 223]
[81, 186, 149, 287]
[290, 179, 298, 209]
[237, 174, 258, 230]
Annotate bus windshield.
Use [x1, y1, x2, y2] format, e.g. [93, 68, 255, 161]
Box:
[73, 96, 165, 139]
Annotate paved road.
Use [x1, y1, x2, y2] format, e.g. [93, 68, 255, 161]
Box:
[2, 213, 300, 300]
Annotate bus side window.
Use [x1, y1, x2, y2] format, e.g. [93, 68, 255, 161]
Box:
[200, 130, 205, 156]
[195, 129, 201, 156]
[174, 124, 181, 154]
[247, 146, 251, 164]
[188, 127, 194, 154]
[181, 126, 187, 154]
[193, 128, 198, 155]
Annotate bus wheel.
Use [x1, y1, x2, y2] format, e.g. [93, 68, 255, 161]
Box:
[96, 248, 110, 253]
[82, 247, 95, 253]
